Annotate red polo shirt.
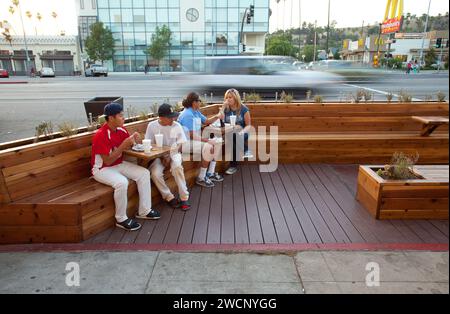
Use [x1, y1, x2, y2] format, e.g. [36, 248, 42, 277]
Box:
[91, 123, 130, 173]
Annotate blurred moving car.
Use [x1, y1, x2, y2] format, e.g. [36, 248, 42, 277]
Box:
[181, 56, 342, 98]
[0, 68, 9, 78]
[39, 67, 55, 78]
[85, 64, 108, 77]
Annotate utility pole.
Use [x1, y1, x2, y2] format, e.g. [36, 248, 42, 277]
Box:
[313, 20, 317, 62]
[298, 0, 302, 58]
[326, 0, 331, 55]
[419, 0, 432, 66]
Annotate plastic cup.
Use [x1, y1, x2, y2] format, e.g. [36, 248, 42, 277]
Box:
[143, 139, 152, 153]
[230, 115, 236, 127]
[155, 133, 164, 148]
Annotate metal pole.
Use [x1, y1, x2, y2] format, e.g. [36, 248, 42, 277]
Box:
[419, 0, 432, 66]
[298, 0, 302, 58]
[437, 43, 444, 72]
[239, 8, 249, 54]
[17, 2, 30, 74]
[313, 20, 317, 62]
[326, 0, 330, 55]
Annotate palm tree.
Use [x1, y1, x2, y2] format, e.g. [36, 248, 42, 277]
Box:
[36, 12, 42, 36]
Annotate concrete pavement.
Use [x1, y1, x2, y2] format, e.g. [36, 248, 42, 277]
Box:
[0, 250, 447, 294]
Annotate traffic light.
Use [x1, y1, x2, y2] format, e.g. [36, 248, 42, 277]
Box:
[242, 44, 246, 52]
[246, 13, 251, 24]
[249, 5, 255, 17]
[436, 38, 442, 48]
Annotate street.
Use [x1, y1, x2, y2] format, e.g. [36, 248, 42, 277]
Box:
[0, 71, 448, 143]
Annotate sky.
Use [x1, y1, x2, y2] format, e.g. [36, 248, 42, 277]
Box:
[0, 0, 448, 36]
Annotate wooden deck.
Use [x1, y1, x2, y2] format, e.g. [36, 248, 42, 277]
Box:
[86, 164, 449, 245]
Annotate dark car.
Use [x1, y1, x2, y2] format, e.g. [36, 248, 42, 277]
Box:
[0, 69, 9, 78]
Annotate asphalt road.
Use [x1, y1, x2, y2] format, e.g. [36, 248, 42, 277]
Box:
[0, 71, 448, 143]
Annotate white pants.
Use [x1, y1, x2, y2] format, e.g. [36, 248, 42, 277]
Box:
[93, 161, 152, 223]
[150, 153, 189, 202]
[183, 140, 222, 162]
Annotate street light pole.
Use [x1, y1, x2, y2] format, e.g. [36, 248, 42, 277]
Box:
[313, 20, 317, 62]
[298, 0, 302, 58]
[419, 0, 432, 66]
[326, 0, 330, 55]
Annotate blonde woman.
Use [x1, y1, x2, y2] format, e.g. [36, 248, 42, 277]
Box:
[221, 88, 253, 175]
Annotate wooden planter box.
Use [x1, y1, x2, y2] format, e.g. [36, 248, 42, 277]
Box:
[356, 165, 449, 220]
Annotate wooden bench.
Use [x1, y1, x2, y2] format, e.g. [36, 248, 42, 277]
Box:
[412, 116, 449, 137]
[0, 105, 222, 244]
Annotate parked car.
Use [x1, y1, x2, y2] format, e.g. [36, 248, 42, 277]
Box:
[0, 68, 9, 78]
[39, 67, 55, 78]
[85, 64, 108, 77]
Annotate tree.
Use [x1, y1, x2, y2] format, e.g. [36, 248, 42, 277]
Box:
[265, 34, 297, 57]
[425, 48, 437, 68]
[85, 22, 115, 65]
[146, 25, 172, 76]
[300, 45, 316, 63]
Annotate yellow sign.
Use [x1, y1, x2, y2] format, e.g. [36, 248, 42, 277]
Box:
[382, 0, 404, 34]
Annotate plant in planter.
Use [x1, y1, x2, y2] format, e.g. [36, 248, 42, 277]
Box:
[280, 91, 293, 103]
[314, 95, 323, 103]
[352, 89, 365, 103]
[138, 111, 149, 121]
[126, 105, 137, 121]
[376, 152, 421, 180]
[34, 121, 54, 142]
[58, 122, 78, 138]
[150, 103, 160, 116]
[306, 90, 312, 102]
[363, 90, 373, 103]
[174, 102, 183, 112]
[398, 90, 412, 103]
[386, 92, 394, 103]
[437, 91, 446, 102]
[245, 92, 262, 103]
[424, 94, 433, 102]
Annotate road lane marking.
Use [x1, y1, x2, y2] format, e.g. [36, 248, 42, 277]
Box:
[344, 84, 422, 102]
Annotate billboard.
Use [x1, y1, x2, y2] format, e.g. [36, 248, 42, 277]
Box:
[381, 0, 404, 34]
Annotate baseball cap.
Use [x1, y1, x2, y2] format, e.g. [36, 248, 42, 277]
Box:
[103, 102, 123, 117]
[158, 103, 179, 119]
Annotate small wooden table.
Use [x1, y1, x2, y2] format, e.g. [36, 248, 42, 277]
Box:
[412, 116, 449, 137]
[123, 146, 172, 167]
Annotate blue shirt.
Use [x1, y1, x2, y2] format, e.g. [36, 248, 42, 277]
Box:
[178, 107, 207, 136]
[224, 104, 249, 128]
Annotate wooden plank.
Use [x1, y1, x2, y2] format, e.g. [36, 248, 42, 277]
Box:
[402, 220, 444, 243]
[283, 164, 335, 243]
[294, 165, 349, 243]
[356, 183, 380, 218]
[381, 186, 449, 198]
[192, 187, 212, 244]
[148, 204, 174, 244]
[269, 170, 307, 243]
[259, 171, 292, 244]
[163, 208, 185, 244]
[380, 198, 449, 211]
[0, 170, 11, 204]
[379, 210, 449, 220]
[320, 164, 408, 243]
[415, 220, 449, 243]
[0, 203, 80, 226]
[106, 227, 126, 243]
[248, 164, 278, 244]
[178, 185, 202, 244]
[134, 220, 158, 244]
[390, 220, 424, 243]
[304, 165, 369, 243]
[429, 220, 450, 238]
[220, 173, 235, 243]
[0, 225, 82, 244]
[241, 165, 264, 244]
[207, 181, 223, 244]
[233, 169, 250, 244]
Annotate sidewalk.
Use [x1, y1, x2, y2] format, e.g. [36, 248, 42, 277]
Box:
[0, 250, 447, 294]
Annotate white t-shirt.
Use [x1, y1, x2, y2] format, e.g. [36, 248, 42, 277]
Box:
[145, 120, 187, 147]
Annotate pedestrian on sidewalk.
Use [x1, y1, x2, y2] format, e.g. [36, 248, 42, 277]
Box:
[406, 61, 412, 74]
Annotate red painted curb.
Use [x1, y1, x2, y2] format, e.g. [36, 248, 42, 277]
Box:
[0, 81, 28, 84]
[0, 243, 447, 253]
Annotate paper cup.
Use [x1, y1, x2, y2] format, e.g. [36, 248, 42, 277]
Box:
[155, 133, 164, 148]
[229, 115, 236, 126]
[143, 139, 152, 153]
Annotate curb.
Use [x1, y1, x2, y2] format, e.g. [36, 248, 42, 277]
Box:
[0, 81, 28, 84]
[0, 243, 448, 253]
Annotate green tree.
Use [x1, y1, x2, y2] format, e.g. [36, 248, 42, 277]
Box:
[300, 45, 316, 63]
[265, 34, 297, 57]
[85, 22, 115, 65]
[425, 48, 437, 68]
[146, 25, 172, 76]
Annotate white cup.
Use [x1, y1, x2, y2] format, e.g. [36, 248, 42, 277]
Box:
[142, 139, 152, 153]
[155, 133, 164, 148]
[229, 115, 236, 127]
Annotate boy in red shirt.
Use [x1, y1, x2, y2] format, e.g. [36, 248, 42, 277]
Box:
[91, 102, 160, 231]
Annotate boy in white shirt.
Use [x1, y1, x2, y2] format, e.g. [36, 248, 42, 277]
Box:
[145, 104, 191, 211]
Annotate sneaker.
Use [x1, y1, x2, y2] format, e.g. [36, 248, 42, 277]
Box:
[167, 197, 180, 209]
[136, 209, 161, 220]
[225, 167, 238, 175]
[179, 200, 191, 211]
[196, 176, 215, 188]
[116, 218, 142, 231]
[243, 150, 254, 159]
[207, 172, 224, 182]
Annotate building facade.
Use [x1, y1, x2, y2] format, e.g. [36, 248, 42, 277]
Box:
[0, 36, 83, 76]
[81, 0, 270, 72]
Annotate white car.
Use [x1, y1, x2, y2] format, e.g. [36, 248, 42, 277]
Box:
[85, 64, 108, 77]
[39, 67, 55, 77]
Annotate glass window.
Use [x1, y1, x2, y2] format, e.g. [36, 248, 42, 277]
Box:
[217, 23, 227, 32]
[145, 9, 156, 22]
[110, 9, 122, 23]
[121, 0, 133, 8]
[146, 23, 157, 31]
[80, 0, 85, 10]
[170, 33, 180, 46]
[122, 22, 133, 32]
[216, 33, 228, 46]
[239, 0, 253, 8]
[123, 32, 135, 47]
[144, 0, 155, 7]
[168, 9, 179, 22]
[228, 32, 238, 45]
[134, 14, 145, 23]
[181, 33, 193, 47]
[97, 0, 109, 8]
[157, 0, 168, 7]
[134, 23, 145, 31]
[254, 8, 268, 22]
[228, 0, 238, 6]
[169, 22, 180, 32]
[217, 8, 227, 22]
[121, 9, 133, 22]
[135, 32, 146, 45]
[110, 22, 122, 32]
[228, 8, 239, 22]
[205, 0, 213, 7]
[157, 8, 168, 22]
[193, 32, 204, 45]
[168, 0, 178, 7]
[217, 0, 228, 7]
[205, 8, 212, 23]
[98, 9, 110, 23]
[109, 0, 121, 8]
[133, 0, 144, 7]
